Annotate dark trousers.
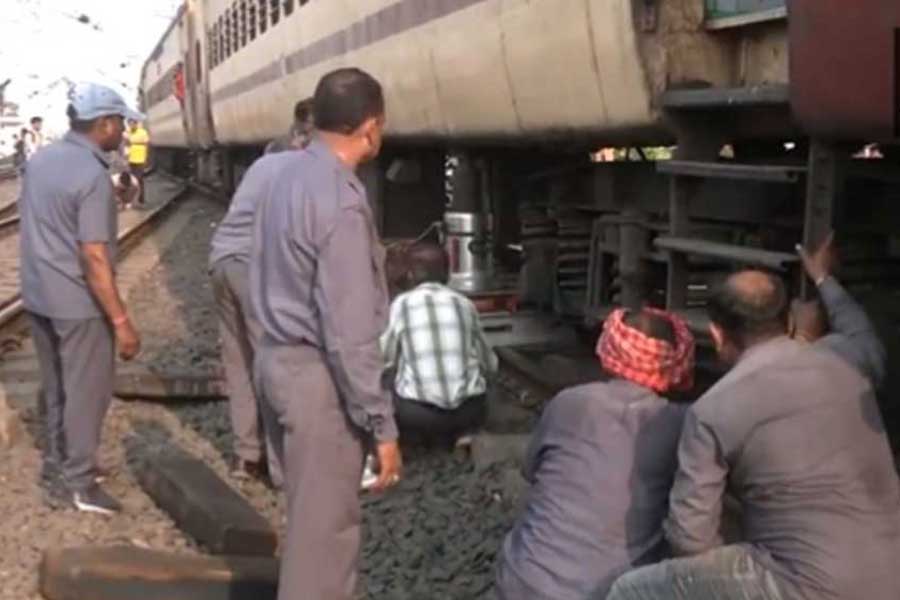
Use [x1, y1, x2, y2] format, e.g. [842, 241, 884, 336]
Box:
[28, 312, 114, 491]
[254, 340, 366, 600]
[128, 162, 145, 205]
[394, 393, 487, 440]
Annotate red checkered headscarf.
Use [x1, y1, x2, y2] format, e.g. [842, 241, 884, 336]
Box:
[597, 308, 695, 393]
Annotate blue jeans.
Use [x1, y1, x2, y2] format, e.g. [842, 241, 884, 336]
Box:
[606, 545, 786, 600]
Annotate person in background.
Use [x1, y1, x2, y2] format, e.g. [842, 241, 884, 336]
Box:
[208, 148, 298, 486]
[26, 116, 45, 155]
[496, 308, 695, 600]
[264, 99, 314, 154]
[13, 130, 28, 176]
[380, 242, 497, 446]
[124, 119, 149, 206]
[111, 171, 140, 211]
[249, 67, 401, 600]
[791, 231, 886, 387]
[19, 83, 143, 515]
[607, 270, 900, 600]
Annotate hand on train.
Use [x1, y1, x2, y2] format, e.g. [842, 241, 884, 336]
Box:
[115, 318, 142, 360]
[373, 440, 403, 493]
[797, 231, 836, 285]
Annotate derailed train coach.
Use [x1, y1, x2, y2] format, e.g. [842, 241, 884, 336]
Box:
[140, 0, 900, 347]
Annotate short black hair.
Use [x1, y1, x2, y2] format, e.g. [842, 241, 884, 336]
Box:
[408, 242, 450, 286]
[294, 99, 312, 123]
[624, 309, 676, 345]
[313, 68, 384, 134]
[707, 270, 788, 347]
[66, 104, 96, 133]
[30, 116, 42, 124]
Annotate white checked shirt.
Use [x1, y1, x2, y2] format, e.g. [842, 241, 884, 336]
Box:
[381, 282, 499, 409]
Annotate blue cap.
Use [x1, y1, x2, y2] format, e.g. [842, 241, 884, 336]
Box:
[68, 82, 145, 122]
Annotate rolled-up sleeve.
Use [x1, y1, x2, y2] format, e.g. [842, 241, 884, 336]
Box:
[317, 207, 397, 442]
[664, 409, 727, 556]
[77, 172, 114, 243]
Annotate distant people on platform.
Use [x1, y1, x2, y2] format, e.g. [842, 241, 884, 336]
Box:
[496, 308, 695, 600]
[249, 68, 400, 600]
[26, 116, 45, 156]
[13, 129, 29, 175]
[379, 243, 497, 449]
[19, 82, 143, 515]
[790, 232, 886, 387]
[111, 171, 141, 211]
[207, 149, 298, 487]
[124, 119, 149, 206]
[264, 99, 314, 154]
[607, 269, 900, 600]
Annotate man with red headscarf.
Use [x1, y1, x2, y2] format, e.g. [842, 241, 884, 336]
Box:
[495, 307, 695, 600]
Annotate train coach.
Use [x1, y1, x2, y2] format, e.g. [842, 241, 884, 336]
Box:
[140, 0, 900, 347]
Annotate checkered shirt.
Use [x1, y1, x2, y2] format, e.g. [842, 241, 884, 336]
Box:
[381, 282, 499, 409]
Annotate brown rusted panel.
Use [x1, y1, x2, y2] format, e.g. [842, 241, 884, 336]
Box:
[789, 1, 900, 142]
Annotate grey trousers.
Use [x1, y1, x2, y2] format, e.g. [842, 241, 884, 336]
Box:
[254, 340, 366, 600]
[211, 259, 271, 466]
[606, 545, 787, 600]
[28, 312, 114, 492]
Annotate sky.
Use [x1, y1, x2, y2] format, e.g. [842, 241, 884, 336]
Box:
[1, 0, 183, 135]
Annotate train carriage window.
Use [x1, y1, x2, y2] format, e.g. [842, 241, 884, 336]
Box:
[258, 0, 268, 33]
[223, 12, 231, 58]
[283, 0, 294, 16]
[239, 0, 248, 48]
[218, 17, 226, 64]
[231, 5, 239, 54]
[248, 1, 257, 41]
[271, 0, 280, 25]
[299, 0, 308, 6]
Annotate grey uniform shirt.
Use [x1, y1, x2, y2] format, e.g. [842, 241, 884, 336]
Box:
[666, 336, 900, 600]
[500, 380, 687, 600]
[249, 139, 396, 441]
[209, 151, 298, 268]
[19, 131, 116, 319]
[815, 276, 886, 387]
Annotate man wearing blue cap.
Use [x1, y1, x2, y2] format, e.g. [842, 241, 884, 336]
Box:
[20, 82, 143, 514]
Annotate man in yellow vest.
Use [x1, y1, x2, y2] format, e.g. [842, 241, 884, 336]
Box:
[125, 119, 149, 206]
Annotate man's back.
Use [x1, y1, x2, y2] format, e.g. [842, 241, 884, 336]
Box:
[382, 282, 497, 408]
[671, 337, 900, 600]
[500, 380, 687, 599]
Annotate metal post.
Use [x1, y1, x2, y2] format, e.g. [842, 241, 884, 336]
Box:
[802, 139, 842, 296]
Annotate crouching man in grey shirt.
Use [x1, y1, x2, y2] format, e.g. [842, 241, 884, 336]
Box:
[495, 307, 695, 600]
[607, 270, 900, 600]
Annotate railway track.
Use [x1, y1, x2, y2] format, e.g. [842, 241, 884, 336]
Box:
[0, 178, 190, 339]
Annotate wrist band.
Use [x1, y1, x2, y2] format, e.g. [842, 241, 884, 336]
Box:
[112, 315, 129, 326]
[815, 275, 827, 287]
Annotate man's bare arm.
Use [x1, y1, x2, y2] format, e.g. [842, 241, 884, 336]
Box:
[80, 242, 140, 359]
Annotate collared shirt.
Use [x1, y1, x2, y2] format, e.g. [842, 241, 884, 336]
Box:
[249, 138, 397, 441]
[209, 151, 297, 268]
[499, 380, 687, 600]
[666, 336, 900, 600]
[380, 282, 498, 409]
[20, 131, 116, 319]
[814, 276, 886, 387]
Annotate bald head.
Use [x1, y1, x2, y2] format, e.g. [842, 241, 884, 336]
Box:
[708, 270, 788, 348]
[408, 242, 450, 286]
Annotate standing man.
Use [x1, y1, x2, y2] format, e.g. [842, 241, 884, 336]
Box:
[20, 83, 143, 514]
[125, 119, 149, 206]
[26, 116, 45, 156]
[209, 149, 297, 485]
[250, 68, 401, 600]
[607, 270, 900, 600]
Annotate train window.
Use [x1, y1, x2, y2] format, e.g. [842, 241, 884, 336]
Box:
[239, 0, 248, 48]
[223, 12, 231, 58]
[283, 0, 294, 16]
[230, 5, 239, 54]
[298, 0, 308, 6]
[208, 26, 216, 68]
[271, 0, 280, 26]
[248, 1, 257, 41]
[196, 41, 202, 83]
[258, 0, 268, 33]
